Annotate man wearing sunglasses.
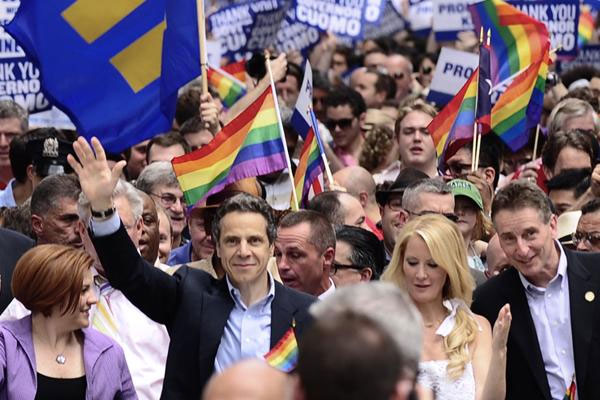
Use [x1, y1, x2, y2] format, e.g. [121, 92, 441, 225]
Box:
[575, 198, 600, 252]
[384, 53, 413, 102]
[323, 86, 366, 167]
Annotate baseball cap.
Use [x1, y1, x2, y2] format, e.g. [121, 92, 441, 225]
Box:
[448, 179, 483, 211]
[375, 168, 429, 206]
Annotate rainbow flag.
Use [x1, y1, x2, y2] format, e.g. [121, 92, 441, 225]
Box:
[222, 60, 246, 82]
[491, 45, 551, 151]
[563, 375, 576, 400]
[207, 66, 247, 108]
[264, 327, 298, 373]
[291, 61, 324, 208]
[428, 67, 479, 167]
[579, 6, 595, 48]
[172, 86, 286, 206]
[469, 0, 550, 86]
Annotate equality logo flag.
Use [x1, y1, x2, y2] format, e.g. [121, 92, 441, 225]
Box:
[6, 0, 201, 152]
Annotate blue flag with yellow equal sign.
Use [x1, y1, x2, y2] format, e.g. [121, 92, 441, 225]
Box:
[5, 0, 201, 152]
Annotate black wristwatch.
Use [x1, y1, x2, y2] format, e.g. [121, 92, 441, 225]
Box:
[91, 207, 116, 219]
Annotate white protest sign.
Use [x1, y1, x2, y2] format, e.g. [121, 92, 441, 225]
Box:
[426, 47, 478, 106]
[407, 0, 433, 33]
[432, 0, 474, 41]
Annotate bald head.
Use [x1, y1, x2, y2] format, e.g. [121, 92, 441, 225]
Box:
[384, 54, 413, 101]
[203, 360, 290, 400]
[334, 166, 376, 198]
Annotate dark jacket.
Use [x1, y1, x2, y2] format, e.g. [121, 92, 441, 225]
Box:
[92, 224, 315, 399]
[472, 249, 600, 400]
[0, 228, 34, 312]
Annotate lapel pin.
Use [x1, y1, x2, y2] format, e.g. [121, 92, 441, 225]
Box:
[585, 291, 595, 302]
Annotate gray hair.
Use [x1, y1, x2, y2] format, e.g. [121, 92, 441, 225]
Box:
[548, 98, 600, 136]
[211, 193, 277, 245]
[310, 282, 423, 372]
[0, 100, 28, 132]
[135, 161, 179, 195]
[78, 179, 143, 224]
[402, 178, 452, 212]
[31, 174, 80, 217]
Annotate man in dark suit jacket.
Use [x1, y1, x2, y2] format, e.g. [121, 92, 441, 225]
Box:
[0, 227, 34, 312]
[68, 137, 316, 399]
[472, 180, 600, 400]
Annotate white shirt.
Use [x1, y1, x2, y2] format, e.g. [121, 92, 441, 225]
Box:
[0, 178, 16, 208]
[0, 269, 169, 400]
[518, 242, 576, 400]
[318, 278, 336, 300]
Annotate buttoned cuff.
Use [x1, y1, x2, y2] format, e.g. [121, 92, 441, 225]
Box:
[90, 212, 121, 237]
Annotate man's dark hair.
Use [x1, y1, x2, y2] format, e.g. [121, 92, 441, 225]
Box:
[297, 311, 404, 400]
[541, 129, 598, 173]
[175, 87, 201, 126]
[278, 210, 336, 254]
[313, 70, 331, 92]
[211, 193, 276, 245]
[492, 180, 552, 223]
[335, 225, 385, 279]
[365, 68, 396, 100]
[146, 131, 191, 164]
[179, 116, 208, 137]
[307, 191, 344, 226]
[582, 198, 600, 215]
[30, 174, 81, 217]
[286, 62, 303, 90]
[561, 87, 600, 113]
[546, 168, 591, 196]
[324, 85, 366, 118]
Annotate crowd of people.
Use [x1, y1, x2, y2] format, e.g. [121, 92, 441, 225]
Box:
[0, 23, 599, 400]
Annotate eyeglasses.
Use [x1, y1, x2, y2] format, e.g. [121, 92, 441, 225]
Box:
[392, 72, 405, 80]
[330, 262, 366, 276]
[325, 117, 355, 131]
[409, 210, 459, 223]
[151, 192, 186, 207]
[572, 231, 600, 247]
[421, 66, 433, 75]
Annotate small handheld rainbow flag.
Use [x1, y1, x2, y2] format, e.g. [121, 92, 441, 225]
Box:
[207, 66, 247, 108]
[491, 45, 551, 151]
[264, 326, 298, 373]
[172, 86, 286, 206]
[222, 60, 246, 82]
[563, 375, 576, 400]
[469, 0, 550, 86]
[428, 67, 479, 167]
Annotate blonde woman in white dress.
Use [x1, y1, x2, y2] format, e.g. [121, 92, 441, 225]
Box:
[383, 214, 511, 400]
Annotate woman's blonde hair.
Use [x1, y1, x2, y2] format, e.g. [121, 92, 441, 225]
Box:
[382, 214, 477, 379]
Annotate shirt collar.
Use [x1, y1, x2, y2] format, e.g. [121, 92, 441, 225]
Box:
[518, 240, 568, 292]
[226, 271, 275, 310]
[318, 278, 336, 300]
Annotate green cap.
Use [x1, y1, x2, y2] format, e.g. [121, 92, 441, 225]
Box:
[448, 179, 483, 211]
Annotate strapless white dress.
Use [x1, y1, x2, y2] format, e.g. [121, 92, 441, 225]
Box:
[418, 360, 476, 400]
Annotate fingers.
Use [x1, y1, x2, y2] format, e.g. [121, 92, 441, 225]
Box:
[111, 160, 127, 183]
[67, 153, 82, 175]
[91, 137, 106, 162]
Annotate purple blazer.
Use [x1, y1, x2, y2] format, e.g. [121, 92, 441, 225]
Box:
[0, 316, 137, 400]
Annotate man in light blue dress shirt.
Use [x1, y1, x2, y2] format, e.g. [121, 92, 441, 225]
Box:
[473, 180, 600, 400]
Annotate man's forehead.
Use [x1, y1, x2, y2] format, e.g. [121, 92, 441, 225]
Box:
[578, 212, 600, 231]
[276, 224, 312, 245]
[154, 184, 182, 195]
[0, 117, 23, 133]
[400, 111, 432, 128]
[326, 104, 353, 118]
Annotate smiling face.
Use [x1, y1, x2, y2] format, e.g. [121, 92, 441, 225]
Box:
[402, 235, 447, 305]
[494, 207, 558, 286]
[216, 211, 273, 289]
[53, 268, 97, 329]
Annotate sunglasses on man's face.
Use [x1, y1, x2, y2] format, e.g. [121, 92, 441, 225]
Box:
[325, 117, 354, 131]
[572, 231, 600, 247]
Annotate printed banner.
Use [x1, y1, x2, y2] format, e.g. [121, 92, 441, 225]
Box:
[556, 44, 600, 72]
[433, 0, 474, 41]
[363, 0, 406, 40]
[508, 0, 580, 60]
[274, 7, 321, 56]
[292, 0, 385, 39]
[427, 47, 478, 106]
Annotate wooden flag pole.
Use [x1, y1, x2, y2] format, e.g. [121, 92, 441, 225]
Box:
[474, 29, 491, 171]
[265, 51, 300, 210]
[472, 27, 484, 172]
[197, 0, 208, 94]
[531, 124, 541, 161]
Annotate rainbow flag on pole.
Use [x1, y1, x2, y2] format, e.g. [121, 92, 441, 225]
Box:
[491, 45, 551, 151]
[428, 67, 479, 167]
[469, 0, 550, 86]
[264, 327, 298, 373]
[291, 61, 324, 208]
[172, 86, 286, 206]
[207, 66, 247, 108]
[222, 60, 246, 82]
